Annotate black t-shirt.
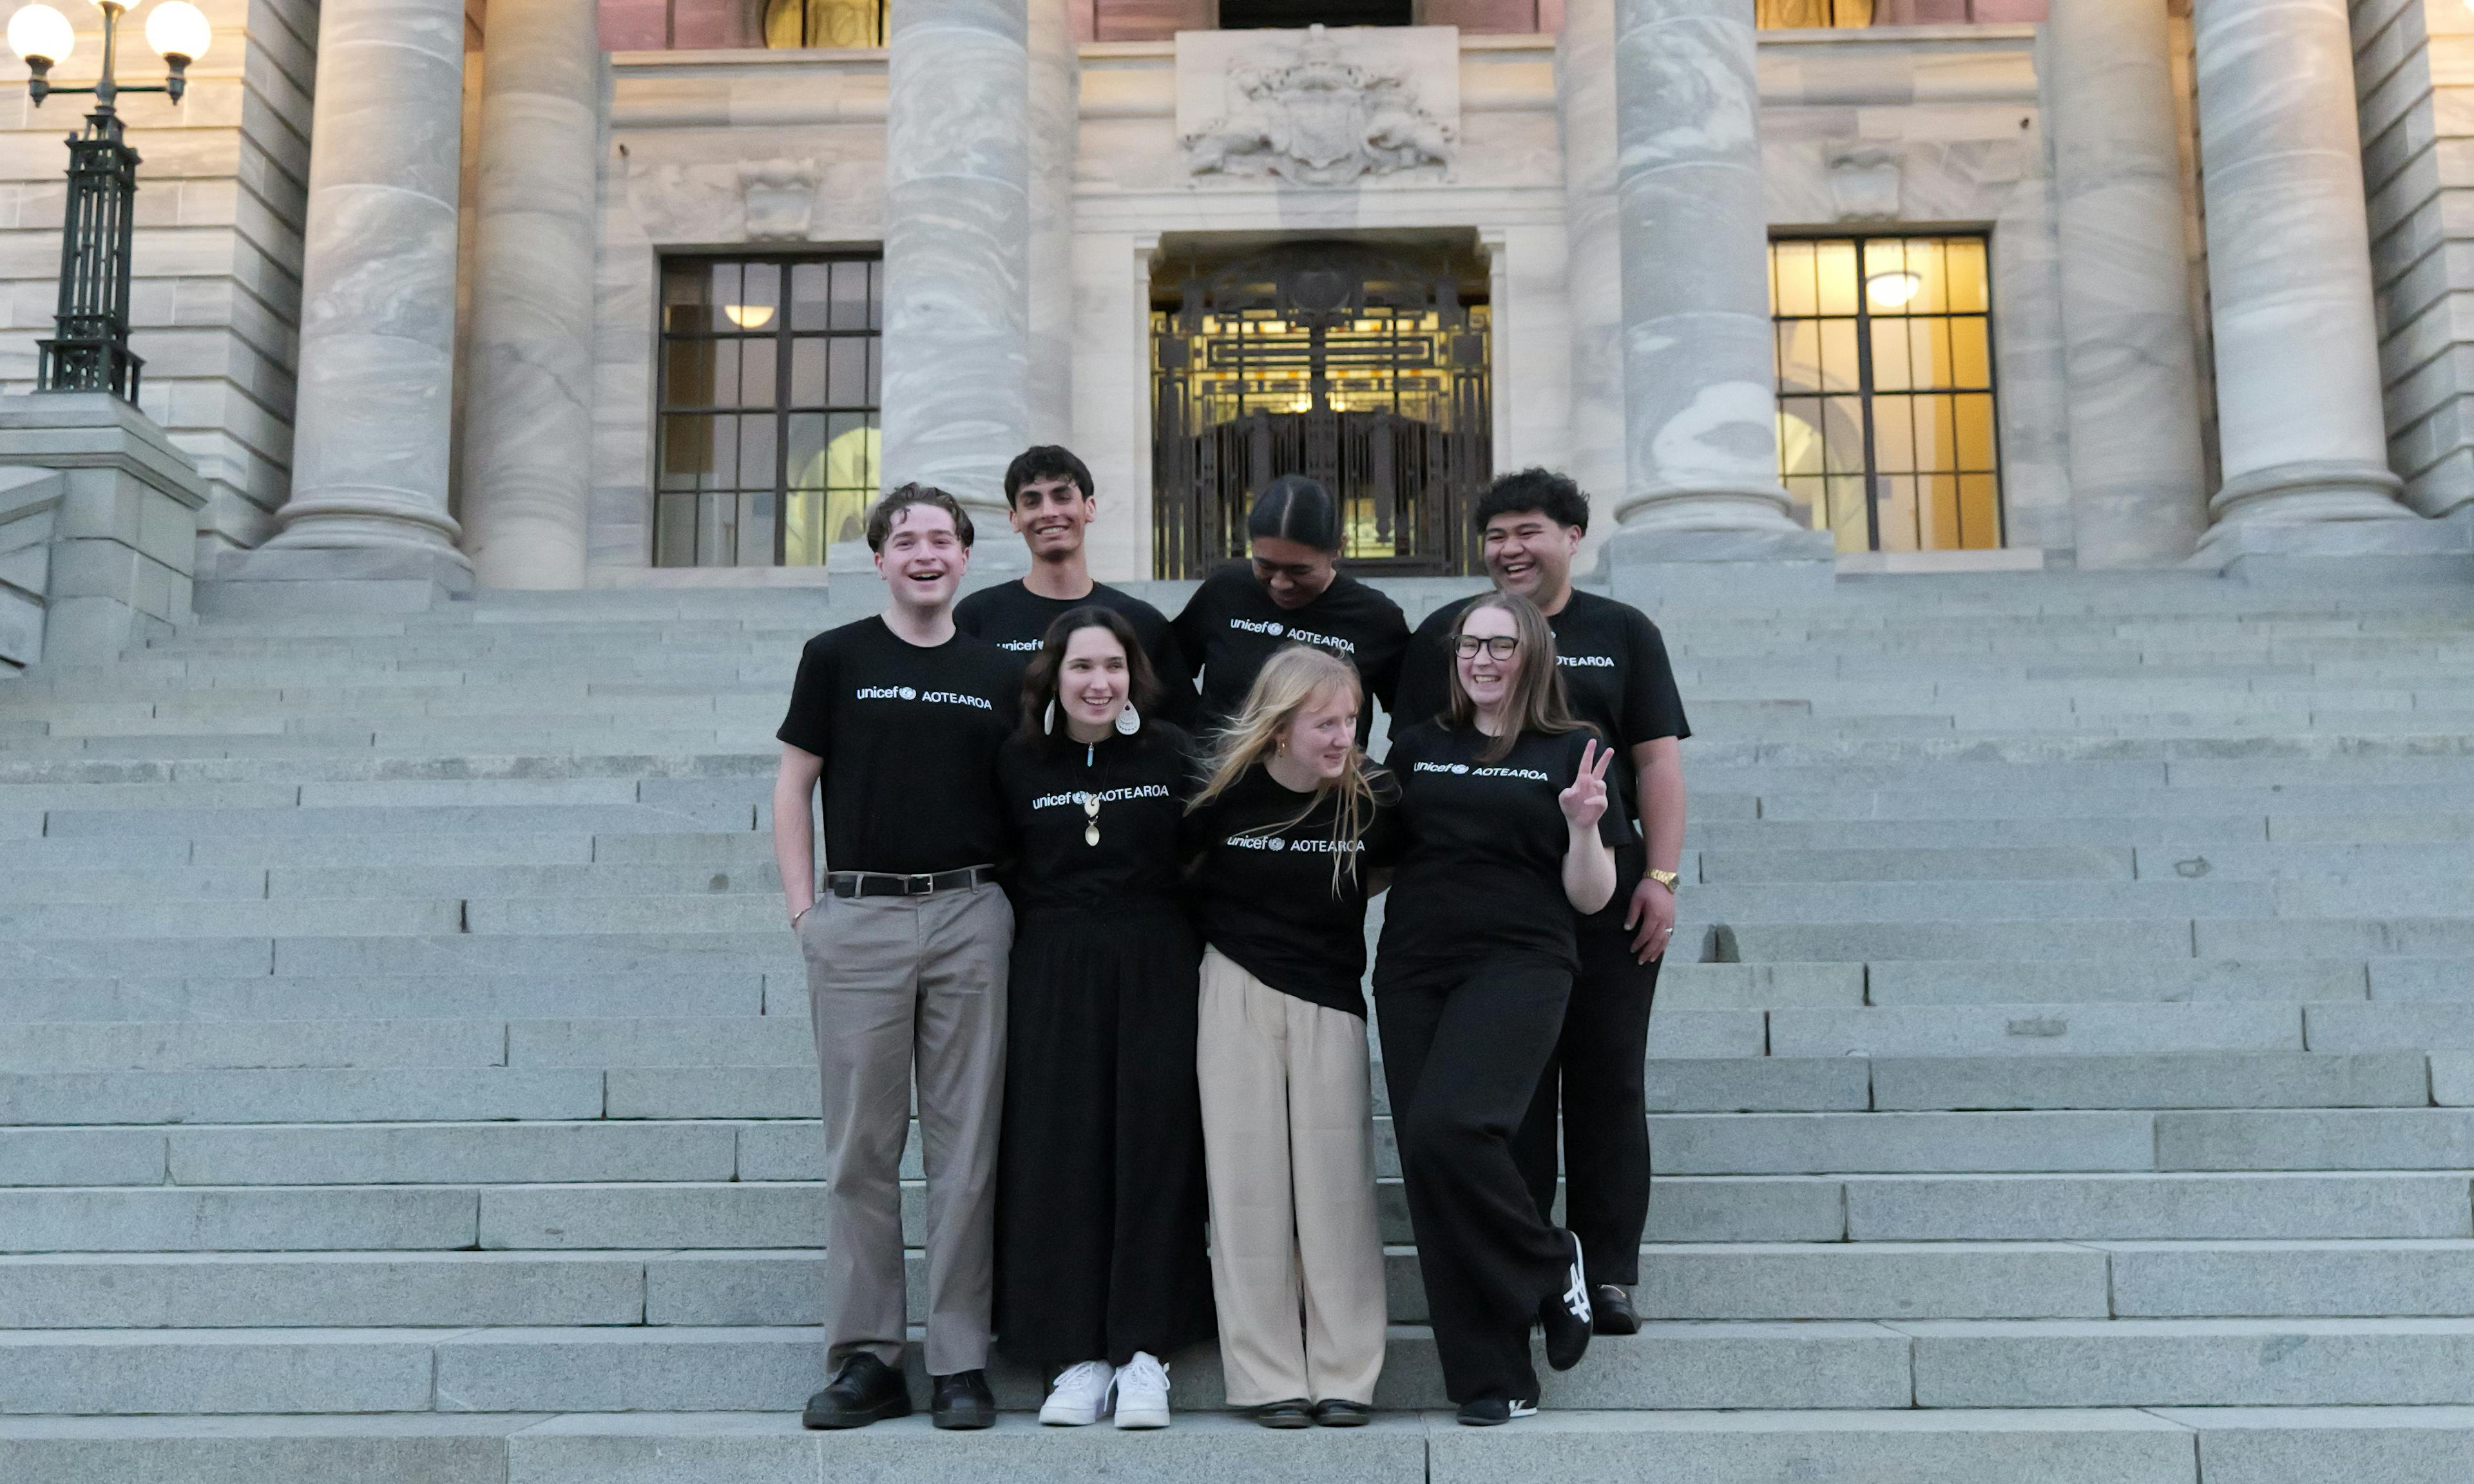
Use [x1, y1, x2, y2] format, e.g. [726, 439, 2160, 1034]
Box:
[1170, 563, 1410, 743]
[1373, 721, 1633, 987]
[775, 617, 1019, 875]
[1181, 763, 1402, 1018]
[1394, 588, 1690, 821]
[954, 578, 1197, 727]
[996, 724, 1194, 915]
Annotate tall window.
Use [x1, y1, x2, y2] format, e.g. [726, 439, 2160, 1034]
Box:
[763, 0, 885, 45]
[1770, 234, 2002, 554]
[655, 255, 883, 568]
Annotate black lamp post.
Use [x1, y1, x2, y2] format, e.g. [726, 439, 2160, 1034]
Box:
[6, 0, 211, 401]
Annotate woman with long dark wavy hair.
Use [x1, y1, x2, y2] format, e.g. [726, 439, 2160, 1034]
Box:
[992, 607, 1214, 1431]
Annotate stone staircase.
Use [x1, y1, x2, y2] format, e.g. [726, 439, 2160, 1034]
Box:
[6, 569, 2474, 1482]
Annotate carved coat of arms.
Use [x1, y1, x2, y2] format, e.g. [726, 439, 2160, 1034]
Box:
[1179, 26, 1457, 187]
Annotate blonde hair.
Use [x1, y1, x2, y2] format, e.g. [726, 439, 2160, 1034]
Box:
[1447, 589, 1583, 763]
[1191, 645, 1386, 894]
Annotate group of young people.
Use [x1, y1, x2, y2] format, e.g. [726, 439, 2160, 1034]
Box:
[770, 446, 1691, 1433]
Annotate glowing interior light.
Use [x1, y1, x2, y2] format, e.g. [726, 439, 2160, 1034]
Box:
[722, 304, 775, 329]
[1866, 271, 1924, 309]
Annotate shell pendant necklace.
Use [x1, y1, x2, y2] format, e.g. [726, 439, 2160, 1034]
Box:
[1082, 742, 1101, 847]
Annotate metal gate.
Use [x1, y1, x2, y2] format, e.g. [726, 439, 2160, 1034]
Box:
[1152, 242, 1491, 578]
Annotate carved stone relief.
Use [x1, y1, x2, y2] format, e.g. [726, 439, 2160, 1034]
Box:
[1826, 144, 1903, 222]
[1176, 24, 1459, 187]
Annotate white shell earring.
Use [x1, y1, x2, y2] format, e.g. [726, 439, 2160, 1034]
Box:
[1044, 699, 1057, 734]
[1115, 700, 1140, 736]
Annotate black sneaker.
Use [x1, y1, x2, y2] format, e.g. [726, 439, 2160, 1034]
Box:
[802, 1353, 912, 1429]
[930, 1369, 995, 1430]
[1592, 1282, 1640, 1337]
[1539, 1228, 1592, 1371]
[1455, 1395, 1539, 1427]
[1251, 1398, 1314, 1429]
[1311, 1399, 1373, 1427]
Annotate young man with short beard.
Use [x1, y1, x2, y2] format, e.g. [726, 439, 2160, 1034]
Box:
[772, 484, 1020, 1432]
[954, 444, 1195, 726]
[1393, 467, 1691, 1337]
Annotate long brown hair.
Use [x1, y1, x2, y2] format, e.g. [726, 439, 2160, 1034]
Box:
[1446, 589, 1582, 763]
[1190, 645, 1387, 894]
[1018, 607, 1160, 757]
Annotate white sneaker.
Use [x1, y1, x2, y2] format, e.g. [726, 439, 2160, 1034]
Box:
[1040, 1360, 1114, 1426]
[1113, 1351, 1171, 1429]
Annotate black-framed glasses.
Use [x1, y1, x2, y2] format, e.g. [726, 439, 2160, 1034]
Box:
[1453, 634, 1520, 660]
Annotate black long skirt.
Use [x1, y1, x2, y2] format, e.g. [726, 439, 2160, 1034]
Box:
[994, 899, 1216, 1368]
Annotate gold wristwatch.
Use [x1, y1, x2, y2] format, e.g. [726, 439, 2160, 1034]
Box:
[1645, 869, 1680, 892]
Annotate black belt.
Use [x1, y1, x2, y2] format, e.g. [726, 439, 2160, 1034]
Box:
[827, 865, 1001, 899]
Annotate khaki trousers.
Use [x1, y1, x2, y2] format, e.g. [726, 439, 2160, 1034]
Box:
[800, 881, 1011, 1377]
[1196, 948, 1387, 1407]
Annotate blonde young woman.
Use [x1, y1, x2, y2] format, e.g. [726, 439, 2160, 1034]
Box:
[1182, 646, 1400, 1430]
[1374, 590, 1623, 1427]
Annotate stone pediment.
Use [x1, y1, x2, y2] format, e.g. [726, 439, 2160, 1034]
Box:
[1176, 24, 1459, 187]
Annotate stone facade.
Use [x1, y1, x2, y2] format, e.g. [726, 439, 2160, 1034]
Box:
[2, 2, 2471, 600]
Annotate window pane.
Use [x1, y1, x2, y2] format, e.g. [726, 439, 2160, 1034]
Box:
[1874, 394, 1915, 472]
[1877, 475, 1920, 553]
[711, 337, 742, 408]
[1920, 473, 1961, 551]
[738, 487, 777, 567]
[1823, 395, 1866, 474]
[659, 414, 722, 489]
[696, 489, 736, 567]
[1959, 473, 2002, 549]
[1912, 318, 1951, 390]
[1815, 240, 1859, 316]
[1819, 318, 1859, 392]
[1946, 238, 1989, 314]
[829, 336, 869, 407]
[1872, 320, 1913, 393]
[663, 338, 714, 409]
[1951, 318, 1991, 389]
[655, 491, 696, 567]
[791, 262, 834, 332]
[1773, 240, 1817, 318]
[790, 337, 827, 406]
[740, 416, 778, 495]
[1779, 403, 1824, 477]
[831, 260, 871, 331]
[1955, 393, 1999, 470]
[740, 337, 778, 409]
[1827, 475, 1869, 552]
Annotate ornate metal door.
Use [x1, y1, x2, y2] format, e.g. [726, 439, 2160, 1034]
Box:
[1152, 241, 1491, 578]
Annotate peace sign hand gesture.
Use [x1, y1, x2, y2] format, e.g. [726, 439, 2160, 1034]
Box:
[1559, 737, 1615, 832]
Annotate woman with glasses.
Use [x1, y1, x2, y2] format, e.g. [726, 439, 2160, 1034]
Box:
[992, 608, 1214, 1431]
[1372, 589, 1625, 1427]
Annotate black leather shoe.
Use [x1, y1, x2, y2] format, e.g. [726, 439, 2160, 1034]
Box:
[930, 1369, 995, 1430]
[1252, 1398, 1314, 1429]
[1312, 1399, 1373, 1427]
[802, 1353, 912, 1429]
[1592, 1283, 1641, 1336]
[1538, 1228, 1593, 1372]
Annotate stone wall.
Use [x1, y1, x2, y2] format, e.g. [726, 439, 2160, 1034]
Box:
[2353, 0, 2474, 518]
[0, 0, 315, 563]
[1757, 23, 2073, 555]
[590, 48, 886, 582]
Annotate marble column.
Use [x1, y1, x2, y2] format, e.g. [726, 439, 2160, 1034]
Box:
[2192, 0, 2421, 549]
[2046, 0, 2209, 567]
[1026, 0, 1079, 448]
[460, 0, 600, 590]
[877, 0, 1030, 540]
[1607, 0, 1819, 564]
[253, 0, 471, 579]
[1559, 0, 1625, 513]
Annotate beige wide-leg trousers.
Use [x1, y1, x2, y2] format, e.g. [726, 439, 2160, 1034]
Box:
[1197, 948, 1387, 1407]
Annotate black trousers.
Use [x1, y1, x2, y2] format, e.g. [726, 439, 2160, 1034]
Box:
[1375, 956, 1573, 1406]
[1512, 843, 1662, 1284]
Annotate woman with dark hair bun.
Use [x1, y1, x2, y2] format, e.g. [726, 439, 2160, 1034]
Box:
[992, 607, 1213, 1431]
[1169, 475, 1411, 745]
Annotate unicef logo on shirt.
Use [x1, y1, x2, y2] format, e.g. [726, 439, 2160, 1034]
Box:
[898, 687, 917, 701]
[1267, 623, 1284, 636]
[1268, 837, 1285, 851]
[1450, 763, 1469, 774]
